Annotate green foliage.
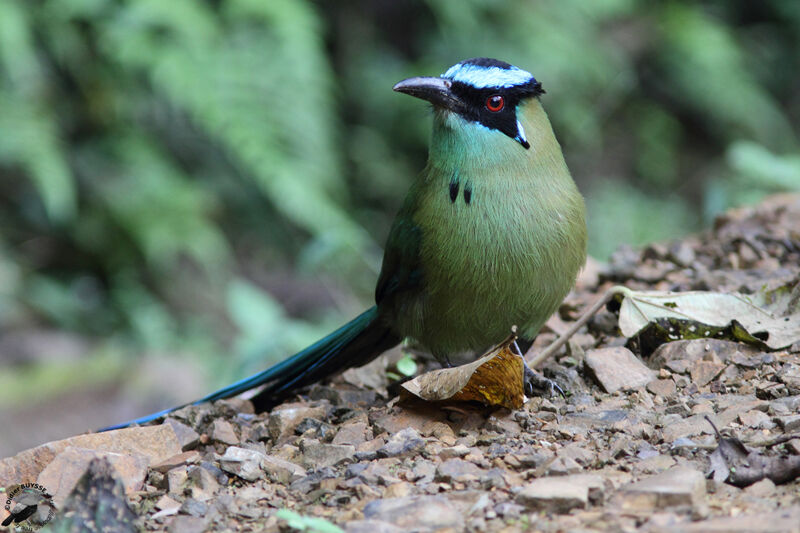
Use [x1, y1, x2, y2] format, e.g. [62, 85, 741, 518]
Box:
[0, 0, 799, 388]
[396, 354, 418, 377]
[275, 509, 344, 533]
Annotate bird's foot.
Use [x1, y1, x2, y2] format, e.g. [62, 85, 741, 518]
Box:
[523, 363, 565, 398]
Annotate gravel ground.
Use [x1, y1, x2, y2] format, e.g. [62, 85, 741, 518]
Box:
[3, 194, 800, 533]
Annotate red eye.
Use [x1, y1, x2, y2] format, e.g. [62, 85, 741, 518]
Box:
[486, 95, 504, 112]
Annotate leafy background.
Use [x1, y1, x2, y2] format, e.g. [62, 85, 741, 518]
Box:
[1, 0, 799, 455]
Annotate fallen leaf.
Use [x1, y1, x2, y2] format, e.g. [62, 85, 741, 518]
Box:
[617, 281, 800, 351]
[401, 331, 525, 409]
[705, 416, 800, 487]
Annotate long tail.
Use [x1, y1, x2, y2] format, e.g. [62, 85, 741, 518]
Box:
[101, 306, 399, 431]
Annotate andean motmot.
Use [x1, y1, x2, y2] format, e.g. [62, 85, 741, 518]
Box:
[105, 57, 587, 430]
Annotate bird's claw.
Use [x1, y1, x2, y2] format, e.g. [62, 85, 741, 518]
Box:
[523, 364, 566, 398]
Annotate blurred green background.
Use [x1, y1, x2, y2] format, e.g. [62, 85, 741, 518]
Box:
[1, 0, 800, 455]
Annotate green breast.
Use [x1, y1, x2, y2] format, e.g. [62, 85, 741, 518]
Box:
[385, 100, 587, 359]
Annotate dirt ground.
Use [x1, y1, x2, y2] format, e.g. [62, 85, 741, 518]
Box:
[3, 194, 800, 533]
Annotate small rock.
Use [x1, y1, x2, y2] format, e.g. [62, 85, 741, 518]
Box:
[268, 402, 328, 441]
[0, 424, 181, 489]
[661, 415, 712, 442]
[37, 446, 149, 507]
[647, 379, 677, 398]
[152, 451, 201, 473]
[435, 458, 483, 483]
[439, 444, 470, 459]
[211, 420, 239, 445]
[546, 456, 583, 476]
[155, 495, 181, 512]
[615, 466, 706, 513]
[410, 460, 436, 484]
[167, 515, 206, 533]
[167, 467, 188, 497]
[383, 482, 413, 498]
[690, 360, 725, 387]
[299, 440, 355, 469]
[187, 465, 220, 501]
[422, 421, 457, 444]
[179, 497, 208, 517]
[377, 428, 425, 458]
[738, 410, 774, 429]
[332, 422, 369, 446]
[217, 447, 265, 481]
[776, 414, 800, 432]
[260, 454, 306, 484]
[345, 519, 404, 533]
[363, 495, 463, 530]
[584, 347, 655, 393]
[682, 507, 800, 532]
[744, 478, 776, 498]
[516, 476, 589, 513]
[164, 419, 201, 451]
[371, 407, 447, 435]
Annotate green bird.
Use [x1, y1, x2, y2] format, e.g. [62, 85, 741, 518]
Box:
[105, 57, 586, 430]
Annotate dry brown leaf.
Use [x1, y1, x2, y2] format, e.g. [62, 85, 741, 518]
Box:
[400, 330, 525, 409]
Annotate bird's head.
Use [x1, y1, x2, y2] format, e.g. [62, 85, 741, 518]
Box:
[394, 58, 544, 151]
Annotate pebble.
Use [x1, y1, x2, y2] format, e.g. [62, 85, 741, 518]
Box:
[584, 347, 655, 393]
[363, 495, 464, 531]
[615, 467, 706, 513]
[516, 476, 590, 513]
[376, 428, 425, 458]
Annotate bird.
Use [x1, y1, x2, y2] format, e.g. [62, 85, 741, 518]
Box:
[104, 57, 586, 430]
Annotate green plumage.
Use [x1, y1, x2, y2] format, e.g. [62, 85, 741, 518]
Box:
[377, 99, 586, 359]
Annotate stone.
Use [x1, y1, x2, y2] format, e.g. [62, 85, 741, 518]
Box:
[661, 415, 712, 442]
[211, 420, 239, 445]
[777, 414, 800, 432]
[268, 402, 328, 441]
[615, 467, 705, 513]
[744, 478, 776, 498]
[332, 422, 369, 446]
[164, 419, 201, 451]
[516, 476, 589, 513]
[683, 507, 800, 532]
[260, 454, 306, 484]
[151, 451, 201, 473]
[345, 519, 405, 533]
[0, 424, 181, 488]
[546, 456, 583, 476]
[167, 467, 188, 497]
[738, 410, 774, 429]
[167, 515, 207, 533]
[383, 482, 413, 498]
[584, 347, 655, 393]
[363, 495, 464, 530]
[179, 497, 208, 517]
[435, 459, 483, 483]
[299, 440, 355, 469]
[217, 447, 265, 481]
[439, 444, 471, 459]
[690, 360, 725, 387]
[647, 379, 677, 398]
[187, 465, 220, 501]
[155, 494, 181, 512]
[37, 446, 149, 507]
[377, 428, 425, 458]
[371, 406, 448, 435]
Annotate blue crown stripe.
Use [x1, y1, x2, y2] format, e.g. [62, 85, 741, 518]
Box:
[443, 63, 534, 89]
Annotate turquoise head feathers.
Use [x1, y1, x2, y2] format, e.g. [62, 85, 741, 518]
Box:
[394, 57, 544, 149]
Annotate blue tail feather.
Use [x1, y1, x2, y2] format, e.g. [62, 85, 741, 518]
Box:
[100, 306, 399, 431]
